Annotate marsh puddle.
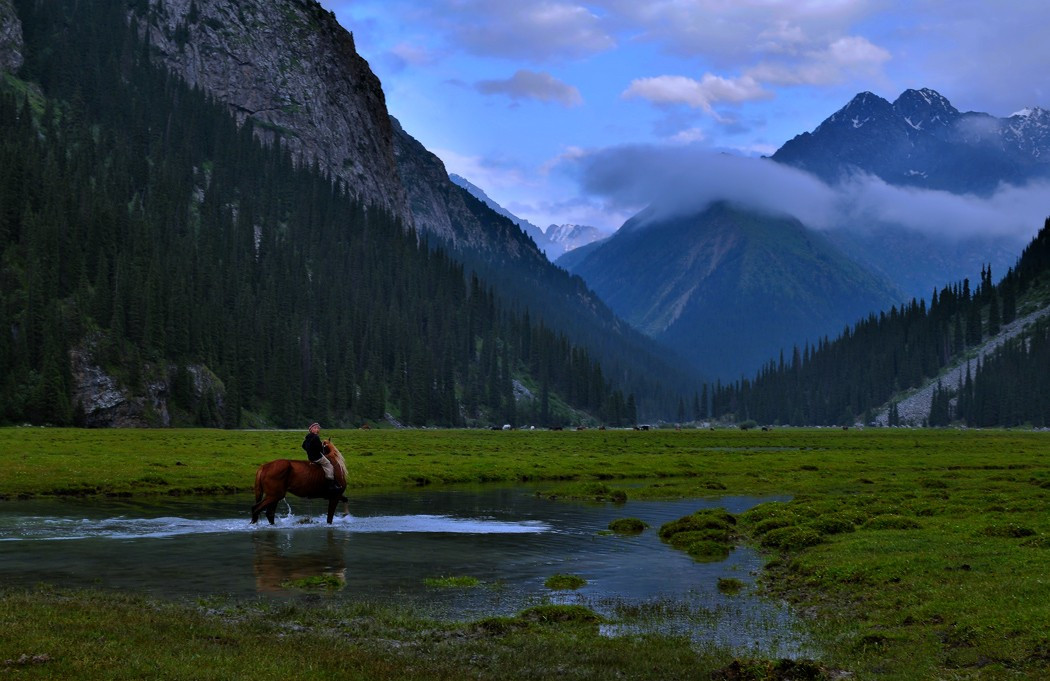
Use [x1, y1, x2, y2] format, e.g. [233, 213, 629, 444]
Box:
[0, 487, 812, 656]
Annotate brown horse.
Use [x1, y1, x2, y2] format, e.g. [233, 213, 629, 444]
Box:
[251, 438, 349, 525]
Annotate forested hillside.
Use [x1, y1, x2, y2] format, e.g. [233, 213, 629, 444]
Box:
[707, 218, 1050, 426]
[0, 0, 637, 428]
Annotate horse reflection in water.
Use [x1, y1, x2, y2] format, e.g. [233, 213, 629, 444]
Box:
[252, 529, 349, 593]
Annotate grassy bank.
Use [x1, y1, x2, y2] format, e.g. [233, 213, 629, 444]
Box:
[3, 427, 1050, 679]
[3, 426, 1048, 500]
[0, 588, 740, 680]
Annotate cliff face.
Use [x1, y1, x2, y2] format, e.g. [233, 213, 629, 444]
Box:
[139, 0, 547, 262]
[391, 116, 529, 258]
[137, 0, 412, 228]
[0, 0, 23, 73]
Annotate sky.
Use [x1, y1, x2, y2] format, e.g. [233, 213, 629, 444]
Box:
[317, 0, 1050, 235]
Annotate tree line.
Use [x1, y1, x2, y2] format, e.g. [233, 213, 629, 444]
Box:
[0, 0, 637, 428]
[704, 219, 1050, 426]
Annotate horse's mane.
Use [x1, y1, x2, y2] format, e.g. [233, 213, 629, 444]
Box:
[323, 438, 348, 482]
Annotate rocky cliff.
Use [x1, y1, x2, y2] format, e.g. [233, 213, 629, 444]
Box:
[0, 0, 23, 73]
[136, 0, 412, 228]
[391, 116, 531, 258]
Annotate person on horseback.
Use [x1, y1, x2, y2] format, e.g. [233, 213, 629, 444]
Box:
[303, 422, 340, 493]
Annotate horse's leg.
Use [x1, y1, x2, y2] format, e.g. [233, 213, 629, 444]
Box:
[251, 496, 268, 524]
[326, 496, 338, 524]
[266, 497, 282, 525]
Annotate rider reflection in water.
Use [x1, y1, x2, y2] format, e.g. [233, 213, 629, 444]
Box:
[303, 422, 339, 493]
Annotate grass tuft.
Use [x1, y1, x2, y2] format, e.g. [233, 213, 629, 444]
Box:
[608, 517, 649, 534]
[544, 574, 587, 590]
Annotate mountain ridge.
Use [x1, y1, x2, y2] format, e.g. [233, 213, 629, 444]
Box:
[566, 201, 902, 380]
[773, 87, 1050, 193]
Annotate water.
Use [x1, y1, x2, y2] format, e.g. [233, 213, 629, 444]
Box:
[0, 486, 813, 656]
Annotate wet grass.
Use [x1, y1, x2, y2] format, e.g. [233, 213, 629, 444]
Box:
[281, 574, 345, 591]
[424, 575, 482, 588]
[0, 587, 749, 681]
[660, 507, 737, 562]
[607, 517, 648, 534]
[2, 427, 1050, 678]
[544, 574, 587, 590]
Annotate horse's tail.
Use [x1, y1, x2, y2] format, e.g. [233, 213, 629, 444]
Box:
[254, 465, 265, 503]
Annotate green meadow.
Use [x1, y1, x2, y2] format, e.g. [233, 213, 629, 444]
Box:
[2, 427, 1049, 680]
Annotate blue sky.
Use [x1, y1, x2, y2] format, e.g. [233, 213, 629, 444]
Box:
[318, 1, 1050, 233]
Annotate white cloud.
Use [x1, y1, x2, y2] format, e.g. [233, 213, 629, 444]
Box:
[669, 127, 706, 145]
[569, 143, 1048, 242]
[603, 0, 874, 63]
[748, 35, 890, 86]
[436, 1, 615, 61]
[431, 147, 529, 193]
[540, 145, 589, 175]
[476, 70, 584, 107]
[622, 74, 770, 119]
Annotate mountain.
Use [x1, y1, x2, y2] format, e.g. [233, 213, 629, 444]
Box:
[565, 202, 902, 380]
[140, 0, 412, 229]
[448, 173, 552, 254]
[134, 0, 697, 415]
[0, 0, 695, 425]
[708, 217, 1050, 427]
[0, 0, 20, 72]
[772, 87, 1046, 301]
[555, 237, 606, 271]
[545, 224, 611, 260]
[0, 0, 657, 428]
[773, 88, 1050, 193]
[446, 175, 610, 261]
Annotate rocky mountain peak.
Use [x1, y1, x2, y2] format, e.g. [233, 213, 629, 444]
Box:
[818, 91, 895, 133]
[135, 0, 412, 229]
[0, 0, 23, 73]
[892, 87, 959, 131]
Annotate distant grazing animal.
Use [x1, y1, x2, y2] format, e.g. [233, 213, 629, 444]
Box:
[251, 438, 348, 524]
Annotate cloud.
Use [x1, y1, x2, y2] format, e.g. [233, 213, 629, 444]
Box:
[622, 74, 771, 120]
[568, 143, 1048, 241]
[476, 70, 584, 107]
[604, 0, 875, 64]
[431, 1, 615, 61]
[431, 147, 530, 194]
[748, 35, 890, 86]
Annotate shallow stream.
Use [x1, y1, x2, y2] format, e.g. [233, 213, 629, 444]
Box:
[1, 486, 813, 656]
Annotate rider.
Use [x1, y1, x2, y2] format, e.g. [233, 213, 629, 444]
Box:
[302, 422, 340, 493]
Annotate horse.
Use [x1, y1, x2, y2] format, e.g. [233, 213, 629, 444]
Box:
[250, 438, 349, 525]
